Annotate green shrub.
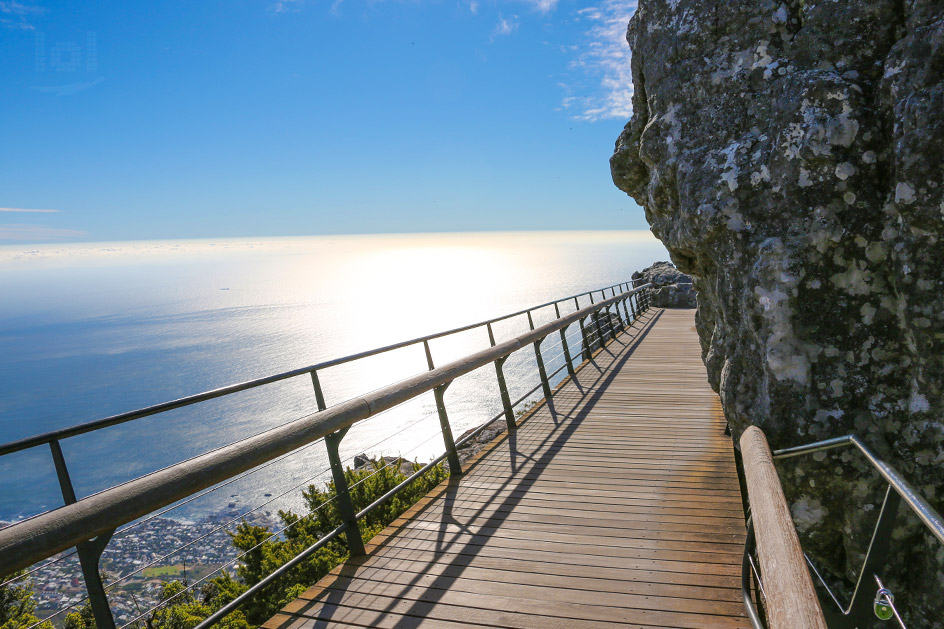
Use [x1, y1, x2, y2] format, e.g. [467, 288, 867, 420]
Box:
[229, 459, 447, 625]
[21, 458, 447, 629]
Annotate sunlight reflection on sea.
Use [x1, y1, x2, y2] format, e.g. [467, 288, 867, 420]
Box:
[0, 231, 668, 522]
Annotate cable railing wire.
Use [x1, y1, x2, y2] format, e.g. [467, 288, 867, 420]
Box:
[0, 281, 639, 458]
[102, 402, 443, 591]
[110, 433, 328, 539]
[803, 553, 844, 612]
[740, 425, 944, 628]
[4, 282, 651, 629]
[101, 462, 337, 593]
[133, 427, 450, 629]
[27, 488, 342, 629]
[0, 548, 79, 589]
[25, 402, 446, 621]
[112, 492, 342, 629]
[448, 317, 625, 452]
[35, 411, 442, 626]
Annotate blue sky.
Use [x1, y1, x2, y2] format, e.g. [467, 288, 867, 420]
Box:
[0, 0, 642, 243]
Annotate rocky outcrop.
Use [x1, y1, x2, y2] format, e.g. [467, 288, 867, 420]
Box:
[456, 419, 508, 463]
[633, 261, 697, 308]
[353, 454, 417, 476]
[611, 1, 944, 623]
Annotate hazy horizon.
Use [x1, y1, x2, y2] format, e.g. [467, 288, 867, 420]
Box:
[0, 229, 668, 523]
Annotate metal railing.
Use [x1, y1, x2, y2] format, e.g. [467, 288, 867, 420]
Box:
[741, 432, 944, 629]
[0, 279, 652, 628]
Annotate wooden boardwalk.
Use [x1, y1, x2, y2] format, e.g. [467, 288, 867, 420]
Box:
[265, 308, 749, 628]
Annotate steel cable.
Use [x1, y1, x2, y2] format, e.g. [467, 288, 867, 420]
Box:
[115, 426, 448, 629]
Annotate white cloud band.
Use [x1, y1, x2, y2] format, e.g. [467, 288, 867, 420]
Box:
[0, 207, 60, 213]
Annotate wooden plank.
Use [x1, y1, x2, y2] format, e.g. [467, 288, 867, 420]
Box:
[406, 484, 745, 509]
[429, 477, 744, 500]
[400, 519, 743, 553]
[268, 309, 750, 628]
[405, 486, 743, 512]
[368, 535, 742, 576]
[285, 585, 750, 629]
[364, 546, 742, 589]
[404, 513, 745, 545]
[306, 571, 747, 616]
[345, 554, 742, 600]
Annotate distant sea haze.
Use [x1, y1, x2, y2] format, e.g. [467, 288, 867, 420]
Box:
[0, 231, 668, 523]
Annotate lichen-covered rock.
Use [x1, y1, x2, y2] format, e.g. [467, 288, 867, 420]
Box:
[649, 282, 696, 308]
[633, 261, 697, 307]
[611, 1, 944, 623]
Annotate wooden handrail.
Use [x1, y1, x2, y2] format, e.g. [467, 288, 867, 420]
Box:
[740, 426, 827, 629]
[0, 285, 649, 576]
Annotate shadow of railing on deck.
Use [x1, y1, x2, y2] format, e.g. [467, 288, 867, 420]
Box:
[281, 309, 663, 627]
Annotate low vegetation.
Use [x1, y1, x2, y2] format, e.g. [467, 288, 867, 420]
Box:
[1, 460, 448, 629]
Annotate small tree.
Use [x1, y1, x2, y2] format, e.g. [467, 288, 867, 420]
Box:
[228, 459, 447, 625]
[62, 603, 93, 629]
[146, 581, 249, 629]
[0, 572, 51, 629]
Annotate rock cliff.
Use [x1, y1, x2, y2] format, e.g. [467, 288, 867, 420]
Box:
[633, 261, 697, 308]
[611, 0, 943, 623]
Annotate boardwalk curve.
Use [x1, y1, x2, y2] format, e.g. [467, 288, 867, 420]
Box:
[265, 309, 749, 628]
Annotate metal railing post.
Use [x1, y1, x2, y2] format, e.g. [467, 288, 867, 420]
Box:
[604, 305, 618, 341]
[619, 297, 631, 328]
[310, 370, 327, 412]
[528, 311, 553, 400]
[324, 428, 366, 556]
[573, 298, 589, 360]
[423, 340, 435, 371]
[534, 338, 553, 400]
[600, 288, 623, 341]
[433, 384, 462, 476]
[495, 358, 515, 431]
[589, 293, 607, 350]
[612, 287, 630, 330]
[423, 343, 462, 476]
[50, 440, 117, 629]
[578, 316, 591, 361]
[844, 486, 902, 626]
[742, 518, 766, 629]
[612, 292, 628, 330]
[487, 323, 516, 432]
[599, 306, 611, 341]
[554, 302, 575, 378]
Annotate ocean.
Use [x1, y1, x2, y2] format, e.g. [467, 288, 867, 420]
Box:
[0, 231, 668, 524]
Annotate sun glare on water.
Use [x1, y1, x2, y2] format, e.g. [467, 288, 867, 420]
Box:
[0, 230, 668, 521]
